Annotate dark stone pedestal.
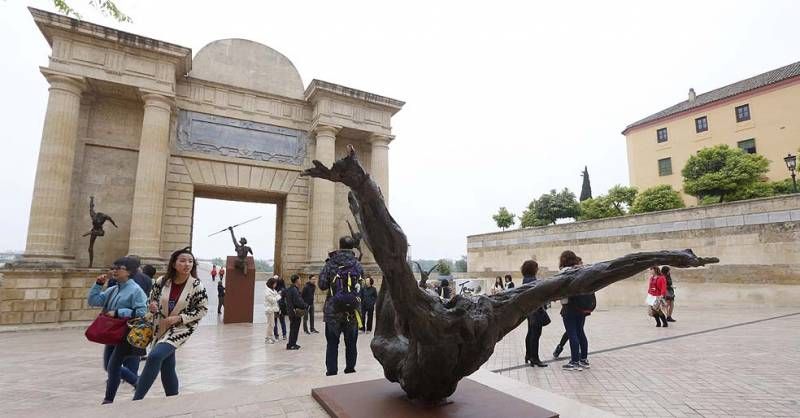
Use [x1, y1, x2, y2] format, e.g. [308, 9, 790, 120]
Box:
[312, 378, 558, 418]
[222, 256, 255, 324]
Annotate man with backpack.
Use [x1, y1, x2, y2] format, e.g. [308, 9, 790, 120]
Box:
[318, 235, 364, 376]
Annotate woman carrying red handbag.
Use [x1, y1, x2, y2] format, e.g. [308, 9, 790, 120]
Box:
[87, 256, 148, 404]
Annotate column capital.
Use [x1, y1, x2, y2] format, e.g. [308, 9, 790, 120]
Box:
[41, 69, 86, 97]
[367, 133, 394, 147]
[312, 124, 341, 138]
[139, 91, 174, 111]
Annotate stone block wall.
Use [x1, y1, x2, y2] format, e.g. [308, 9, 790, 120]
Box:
[467, 195, 800, 307]
[0, 269, 102, 325]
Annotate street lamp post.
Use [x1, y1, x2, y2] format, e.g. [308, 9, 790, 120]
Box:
[784, 153, 798, 193]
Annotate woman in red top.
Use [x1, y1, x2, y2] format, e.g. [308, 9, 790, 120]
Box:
[210, 264, 217, 282]
[647, 266, 669, 328]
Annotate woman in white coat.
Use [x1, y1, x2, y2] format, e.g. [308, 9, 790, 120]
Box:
[264, 277, 282, 344]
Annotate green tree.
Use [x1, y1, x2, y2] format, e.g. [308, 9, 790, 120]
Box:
[578, 196, 618, 220]
[519, 201, 550, 228]
[682, 145, 770, 203]
[453, 256, 468, 273]
[533, 188, 580, 225]
[53, 0, 131, 22]
[606, 185, 638, 215]
[492, 207, 516, 230]
[770, 179, 796, 195]
[436, 259, 453, 276]
[630, 185, 685, 214]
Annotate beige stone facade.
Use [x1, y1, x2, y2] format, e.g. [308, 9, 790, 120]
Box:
[623, 62, 800, 204]
[467, 194, 800, 307]
[0, 9, 403, 325]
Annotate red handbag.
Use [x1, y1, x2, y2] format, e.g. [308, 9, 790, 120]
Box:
[85, 287, 128, 345]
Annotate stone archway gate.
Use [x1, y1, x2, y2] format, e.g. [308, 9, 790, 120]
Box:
[0, 8, 403, 326]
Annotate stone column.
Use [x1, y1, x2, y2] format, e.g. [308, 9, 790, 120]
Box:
[308, 125, 339, 264]
[368, 133, 392, 204]
[128, 93, 173, 262]
[23, 71, 86, 263]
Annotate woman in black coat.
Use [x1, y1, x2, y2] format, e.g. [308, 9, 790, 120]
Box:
[521, 260, 548, 367]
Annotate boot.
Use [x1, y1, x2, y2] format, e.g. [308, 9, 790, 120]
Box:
[553, 344, 564, 359]
[661, 314, 669, 327]
[667, 316, 676, 322]
[655, 315, 662, 327]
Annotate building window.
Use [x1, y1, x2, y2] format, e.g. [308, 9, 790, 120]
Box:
[695, 116, 708, 133]
[656, 128, 668, 143]
[658, 157, 672, 176]
[735, 104, 751, 122]
[738, 138, 756, 154]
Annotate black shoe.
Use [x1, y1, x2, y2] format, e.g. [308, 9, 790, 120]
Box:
[101, 400, 113, 405]
[344, 368, 356, 374]
[326, 371, 337, 376]
[286, 345, 300, 350]
[579, 359, 591, 369]
[531, 360, 548, 368]
[553, 345, 563, 359]
[667, 317, 676, 322]
[524, 355, 531, 364]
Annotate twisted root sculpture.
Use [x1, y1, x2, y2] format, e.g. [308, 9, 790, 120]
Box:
[303, 147, 719, 403]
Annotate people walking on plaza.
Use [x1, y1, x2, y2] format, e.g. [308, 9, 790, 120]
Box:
[133, 247, 208, 401]
[218, 266, 225, 281]
[504, 274, 515, 289]
[302, 275, 319, 334]
[553, 256, 583, 359]
[217, 279, 225, 315]
[285, 274, 308, 350]
[492, 276, 504, 294]
[522, 260, 549, 367]
[319, 236, 364, 376]
[88, 256, 148, 404]
[558, 250, 595, 371]
[274, 276, 288, 340]
[647, 266, 669, 327]
[662, 266, 676, 322]
[264, 278, 281, 343]
[360, 276, 378, 333]
[210, 264, 217, 282]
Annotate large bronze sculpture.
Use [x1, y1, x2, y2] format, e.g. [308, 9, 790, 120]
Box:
[303, 147, 719, 403]
[228, 226, 253, 276]
[82, 196, 117, 268]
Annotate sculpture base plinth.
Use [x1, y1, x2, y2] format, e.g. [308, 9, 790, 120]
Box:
[222, 256, 255, 324]
[311, 378, 558, 418]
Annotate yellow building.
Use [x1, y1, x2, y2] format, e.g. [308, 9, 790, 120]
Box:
[622, 61, 800, 203]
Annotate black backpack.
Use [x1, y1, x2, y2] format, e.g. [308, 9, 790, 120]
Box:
[278, 289, 289, 315]
[571, 293, 596, 314]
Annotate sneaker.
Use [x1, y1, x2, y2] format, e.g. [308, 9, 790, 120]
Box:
[666, 317, 676, 322]
[552, 345, 563, 359]
[579, 359, 590, 369]
[562, 362, 583, 371]
[311, 330, 320, 334]
[282, 335, 287, 340]
[344, 368, 356, 374]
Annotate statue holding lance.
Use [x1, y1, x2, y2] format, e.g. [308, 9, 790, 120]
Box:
[209, 217, 259, 276]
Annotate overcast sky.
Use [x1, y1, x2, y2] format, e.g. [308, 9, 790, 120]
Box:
[2, 0, 799, 260]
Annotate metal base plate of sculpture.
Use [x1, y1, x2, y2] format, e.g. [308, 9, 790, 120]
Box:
[303, 146, 719, 405]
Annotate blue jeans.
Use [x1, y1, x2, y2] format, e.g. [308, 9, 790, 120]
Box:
[563, 311, 588, 363]
[103, 344, 140, 386]
[274, 313, 287, 338]
[104, 342, 140, 402]
[133, 343, 178, 400]
[325, 320, 358, 375]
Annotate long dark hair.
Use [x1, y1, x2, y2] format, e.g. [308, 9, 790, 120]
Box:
[559, 250, 580, 269]
[164, 246, 197, 284]
[275, 277, 286, 291]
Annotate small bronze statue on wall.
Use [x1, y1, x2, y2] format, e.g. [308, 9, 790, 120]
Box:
[229, 226, 253, 275]
[82, 196, 117, 268]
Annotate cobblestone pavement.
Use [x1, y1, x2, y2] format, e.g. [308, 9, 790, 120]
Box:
[0, 269, 797, 418]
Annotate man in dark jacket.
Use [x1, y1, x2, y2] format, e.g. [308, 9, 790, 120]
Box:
[126, 255, 152, 297]
[360, 276, 378, 333]
[302, 275, 319, 334]
[285, 274, 308, 350]
[318, 236, 363, 375]
[217, 280, 225, 315]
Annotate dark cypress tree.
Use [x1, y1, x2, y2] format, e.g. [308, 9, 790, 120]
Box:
[579, 166, 592, 201]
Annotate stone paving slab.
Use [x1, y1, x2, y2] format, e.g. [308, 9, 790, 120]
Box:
[0, 270, 798, 418]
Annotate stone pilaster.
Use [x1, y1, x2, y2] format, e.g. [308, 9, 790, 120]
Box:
[128, 92, 173, 263]
[23, 70, 86, 264]
[368, 133, 392, 204]
[308, 125, 339, 264]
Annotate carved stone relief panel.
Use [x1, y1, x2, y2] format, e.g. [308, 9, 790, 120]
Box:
[176, 110, 308, 165]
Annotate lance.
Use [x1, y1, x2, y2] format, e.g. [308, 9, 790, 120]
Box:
[208, 216, 262, 237]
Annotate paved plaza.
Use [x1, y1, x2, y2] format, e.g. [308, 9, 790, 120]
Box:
[0, 270, 798, 417]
